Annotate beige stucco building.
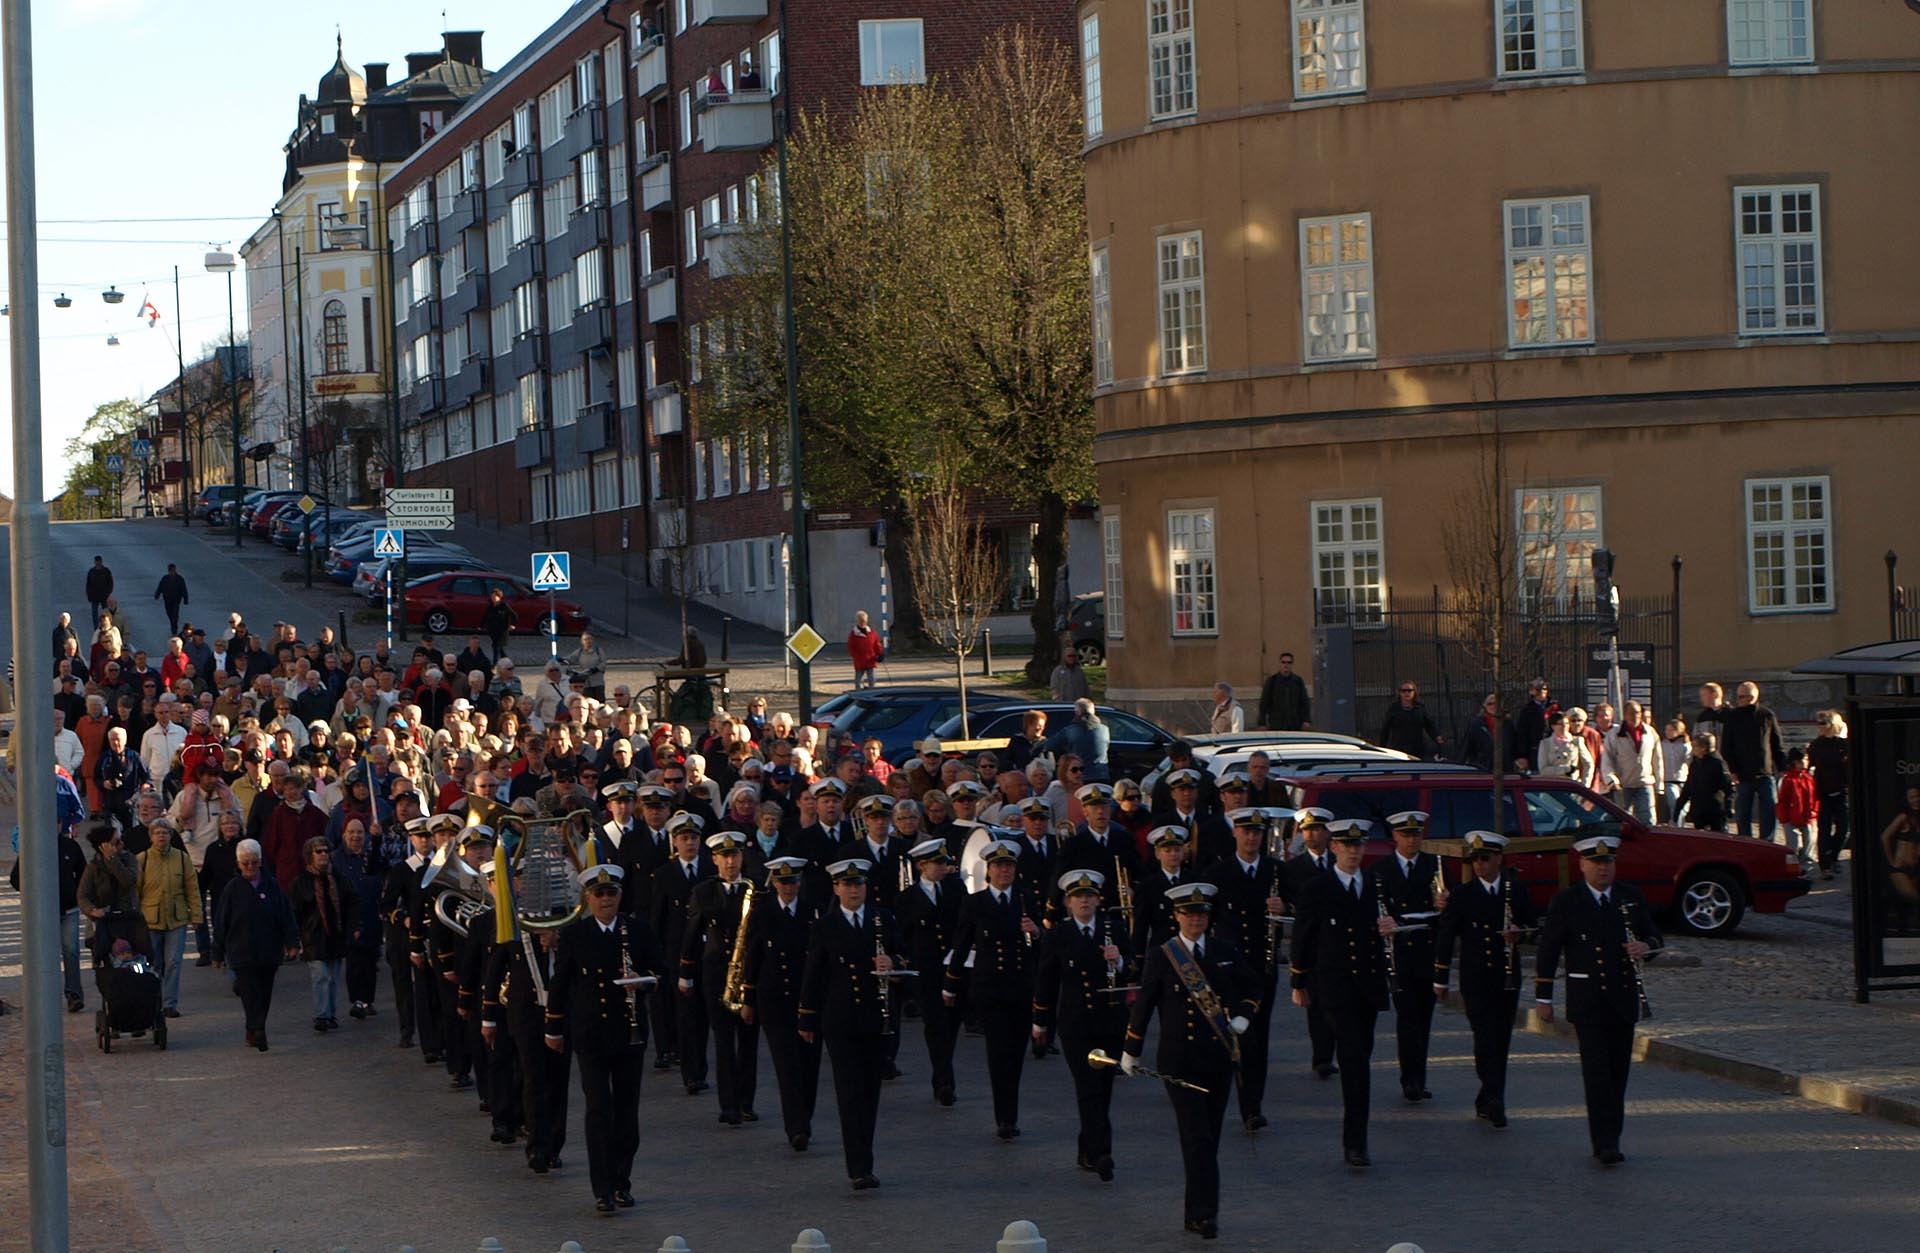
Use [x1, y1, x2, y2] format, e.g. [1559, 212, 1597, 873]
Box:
[1078, 0, 1920, 729]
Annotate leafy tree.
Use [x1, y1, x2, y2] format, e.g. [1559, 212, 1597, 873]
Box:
[56, 399, 146, 518]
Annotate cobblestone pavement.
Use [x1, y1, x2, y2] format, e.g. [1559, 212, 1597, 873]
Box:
[5, 888, 1920, 1253]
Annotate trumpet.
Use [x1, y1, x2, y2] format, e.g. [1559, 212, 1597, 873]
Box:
[1621, 902, 1653, 1021]
[720, 880, 757, 1015]
[1115, 864, 1135, 938]
[898, 847, 913, 895]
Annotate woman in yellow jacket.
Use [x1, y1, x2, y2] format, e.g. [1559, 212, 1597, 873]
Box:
[138, 817, 202, 1017]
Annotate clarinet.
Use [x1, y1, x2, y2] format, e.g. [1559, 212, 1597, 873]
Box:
[875, 917, 894, 1037]
[1501, 877, 1520, 993]
[1621, 901, 1653, 1021]
[617, 916, 644, 1045]
[1376, 883, 1398, 984]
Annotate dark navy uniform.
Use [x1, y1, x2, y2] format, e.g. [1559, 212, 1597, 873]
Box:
[457, 903, 515, 1128]
[378, 851, 422, 1047]
[947, 881, 1041, 1135]
[1535, 879, 1661, 1160]
[545, 909, 666, 1208]
[681, 875, 759, 1122]
[798, 902, 903, 1183]
[485, 930, 571, 1172]
[743, 889, 821, 1148]
[1202, 852, 1288, 1123]
[1049, 825, 1141, 920]
[1285, 847, 1338, 1074]
[1374, 850, 1444, 1099]
[1434, 867, 1538, 1121]
[1032, 907, 1131, 1174]
[895, 874, 963, 1102]
[648, 854, 711, 1087]
[1129, 866, 1189, 964]
[1289, 866, 1392, 1160]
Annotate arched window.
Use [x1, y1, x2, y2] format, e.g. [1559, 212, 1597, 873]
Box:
[322, 299, 349, 373]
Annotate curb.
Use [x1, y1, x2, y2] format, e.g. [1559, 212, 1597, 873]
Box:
[1517, 1012, 1920, 1131]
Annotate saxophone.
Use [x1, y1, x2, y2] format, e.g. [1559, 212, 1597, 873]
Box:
[720, 880, 757, 1015]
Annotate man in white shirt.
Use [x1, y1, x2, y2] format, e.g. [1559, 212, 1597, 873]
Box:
[140, 696, 188, 783]
[51, 708, 85, 774]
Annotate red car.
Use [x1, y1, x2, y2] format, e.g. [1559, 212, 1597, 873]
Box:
[1286, 769, 1809, 938]
[250, 497, 299, 538]
[401, 570, 590, 637]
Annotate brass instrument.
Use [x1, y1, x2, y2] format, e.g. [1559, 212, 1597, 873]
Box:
[1115, 864, 1135, 939]
[1621, 901, 1653, 1021]
[422, 839, 487, 938]
[898, 846, 913, 895]
[720, 880, 757, 1014]
[511, 808, 594, 933]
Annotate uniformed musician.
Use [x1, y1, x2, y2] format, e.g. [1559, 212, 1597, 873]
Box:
[935, 779, 988, 859]
[798, 858, 904, 1190]
[544, 863, 666, 1215]
[1193, 772, 1249, 869]
[484, 886, 571, 1174]
[1120, 881, 1259, 1241]
[1130, 825, 1193, 964]
[1157, 768, 1208, 861]
[1289, 818, 1394, 1168]
[1049, 782, 1140, 923]
[1284, 806, 1338, 1078]
[649, 810, 711, 1093]
[1032, 868, 1131, 1182]
[680, 830, 759, 1125]
[1432, 830, 1538, 1128]
[1201, 807, 1290, 1131]
[434, 823, 495, 1094]
[458, 855, 518, 1140]
[1011, 797, 1059, 906]
[1534, 834, 1661, 1165]
[378, 816, 432, 1052]
[592, 781, 642, 882]
[1376, 809, 1447, 1103]
[408, 813, 464, 1067]
[741, 856, 821, 1152]
[895, 836, 963, 1106]
[946, 837, 1042, 1140]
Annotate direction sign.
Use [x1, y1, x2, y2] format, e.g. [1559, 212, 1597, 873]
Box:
[373, 528, 406, 558]
[105, 454, 123, 474]
[297, 494, 317, 513]
[386, 513, 455, 531]
[130, 439, 152, 461]
[384, 503, 455, 518]
[384, 487, 455, 506]
[531, 551, 571, 591]
[786, 622, 826, 665]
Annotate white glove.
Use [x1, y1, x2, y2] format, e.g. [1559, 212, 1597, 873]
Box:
[677, 978, 694, 993]
[1228, 1015, 1249, 1036]
[1119, 1053, 1140, 1076]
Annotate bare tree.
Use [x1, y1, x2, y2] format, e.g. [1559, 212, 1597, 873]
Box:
[653, 504, 710, 662]
[906, 467, 1007, 738]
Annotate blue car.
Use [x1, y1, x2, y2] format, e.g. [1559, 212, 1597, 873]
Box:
[813, 686, 1017, 766]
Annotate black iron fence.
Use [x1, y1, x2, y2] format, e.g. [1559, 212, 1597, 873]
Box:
[1323, 587, 1679, 752]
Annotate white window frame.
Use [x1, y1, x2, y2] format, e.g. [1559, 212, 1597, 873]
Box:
[1101, 512, 1125, 640]
[858, 19, 926, 86]
[1082, 14, 1104, 139]
[1745, 475, 1832, 614]
[760, 33, 783, 93]
[1166, 507, 1218, 637]
[678, 89, 693, 150]
[1497, 0, 1583, 78]
[742, 540, 757, 593]
[1727, 0, 1813, 67]
[1091, 243, 1114, 386]
[713, 438, 732, 496]
[1292, 0, 1366, 99]
[1300, 212, 1376, 363]
[694, 440, 708, 500]
[1735, 184, 1823, 336]
[530, 468, 553, 523]
[1155, 231, 1207, 376]
[604, 42, 624, 103]
[1514, 485, 1603, 610]
[684, 207, 700, 266]
[592, 454, 619, 511]
[1146, 0, 1196, 121]
[1310, 498, 1385, 625]
[1503, 195, 1593, 348]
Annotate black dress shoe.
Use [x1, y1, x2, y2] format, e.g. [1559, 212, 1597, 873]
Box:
[1031, 1043, 1048, 1060]
[851, 1174, 880, 1190]
[1243, 1113, 1268, 1131]
[255, 1032, 269, 1052]
[654, 1055, 674, 1070]
[423, 1052, 441, 1065]
[719, 1111, 741, 1126]
[1344, 1149, 1371, 1169]
[479, 1099, 492, 1114]
[1488, 1103, 1508, 1129]
[594, 1196, 616, 1215]
[451, 1074, 475, 1090]
[614, 1189, 636, 1207]
[195, 955, 212, 967]
[1184, 1218, 1218, 1239]
[686, 1081, 710, 1096]
[66, 997, 84, 1014]
[739, 1109, 759, 1122]
[882, 1062, 903, 1080]
[314, 1018, 329, 1033]
[1313, 1062, 1337, 1079]
[935, 1087, 956, 1107]
[549, 1156, 563, 1170]
[1095, 1155, 1115, 1183]
[349, 1005, 365, 1020]
[1596, 1148, 1625, 1166]
[528, 1155, 550, 1174]
[790, 1134, 809, 1152]
[163, 1007, 182, 1019]
[398, 1034, 413, 1049]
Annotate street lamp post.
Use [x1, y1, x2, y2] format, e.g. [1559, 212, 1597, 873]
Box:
[206, 248, 244, 547]
[776, 0, 814, 722]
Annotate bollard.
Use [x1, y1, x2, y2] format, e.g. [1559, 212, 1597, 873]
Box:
[557, 1244, 584, 1253]
[997, 1221, 1046, 1253]
[475, 1240, 505, 1253]
[792, 1229, 831, 1253]
[721, 615, 732, 661]
[659, 1239, 693, 1253]
[981, 627, 993, 676]
[1385, 1244, 1427, 1253]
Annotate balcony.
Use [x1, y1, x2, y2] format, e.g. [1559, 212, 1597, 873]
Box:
[639, 155, 672, 212]
[514, 425, 552, 470]
[692, 0, 767, 23]
[644, 268, 677, 323]
[697, 91, 774, 154]
[575, 403, 616, 453]
[634, 38, 667, 97]
[700, 222, 749, 279]
[648, 383, 682, 435]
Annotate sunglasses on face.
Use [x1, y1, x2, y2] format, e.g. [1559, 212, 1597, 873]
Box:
[664, 775, 685, 785]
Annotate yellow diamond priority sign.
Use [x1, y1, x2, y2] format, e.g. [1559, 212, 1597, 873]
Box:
[297, 494, 317, 513]
[786, 623, 826, 665]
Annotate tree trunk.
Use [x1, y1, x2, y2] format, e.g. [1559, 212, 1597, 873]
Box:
[883, 498, 923, 645]
[956, 648, 971, 739]
[1023, 491, 1070, 683]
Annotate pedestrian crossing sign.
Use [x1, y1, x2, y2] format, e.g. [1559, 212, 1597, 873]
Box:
[532, 550, 571, 591]
[373, 528, 405, 557]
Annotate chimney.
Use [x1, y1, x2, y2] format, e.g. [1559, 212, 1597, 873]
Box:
[404, 50, 444, 78]
[364, 61, 388, 92]
[442, 30, 484, 69]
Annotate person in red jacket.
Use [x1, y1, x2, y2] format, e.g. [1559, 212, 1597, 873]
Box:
[1775, 747, 1819, 876]
[846, 610, 884, 690]
[261, 767, 327, 887]
[178, 709, 223, 779]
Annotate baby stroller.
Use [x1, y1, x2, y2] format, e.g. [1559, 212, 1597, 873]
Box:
[92, 909, 165, 1053]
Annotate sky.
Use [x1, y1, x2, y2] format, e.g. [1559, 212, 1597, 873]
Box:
[0, 0, 563, 499]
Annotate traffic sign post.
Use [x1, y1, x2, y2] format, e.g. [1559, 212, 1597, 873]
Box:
[786, 622, 826, 665]
[532, 551, 571, 660]
[104, 454, 123, 475]
[373, 528, 406, 558]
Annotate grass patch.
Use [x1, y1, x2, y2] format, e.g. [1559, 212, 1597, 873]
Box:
[990, 665, 1107, 702]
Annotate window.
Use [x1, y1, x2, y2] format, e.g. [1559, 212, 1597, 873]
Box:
[410, 335, 433, 383]
[409, 256, 434, 305]
[674, 0, 688, 34]
[460, 143, 480, 191]
[610, 143, 628, 205]
[760, 32, 783, 93]
[684, 207, 700, 266]
[490, 304, 513, 357]
[1504, 196, 1592, 347]
[1728, 0, 1812, 66]
[513, 103, 534, 154]
[444, 321, 468, 370]
[531, 469, 552, 523]
[1311, 499, 1384, 625]
[617, 346, 638, 405]
[1499, 0, 1582, 76]
[678, 89, 693, 149]
[322, 299, 350, 373]
[744, 173, 762, 223]
[512, 281, 541, 340]
[434, 164, 460, 214]
[1736, 185, 1822, 334]
[544, 180, 571, 242]
[1082, 15, 1104, 139]
[320, 113, 336, 136]
[1300, 213, 1375, 362]
[1293, 0, 1366, 98]
[1522, 788, 1622, 841]
[694, 440, 709, 500]
[539, 83, 572, 148]
[649, 451, 663, 498]
[767, 538, 782, 588]
[702, 193, 723, 230]
[1155, 231, 1207, 375]
[517, 373, 541, 431]
[576, 149, 602, 208]
[487, 215, 509, 269]
[424, 418, 446, 465]
[592, 455, 619, 508]
[859, 19, 925, 85]
[485, 124, 508, 185]
[1746, 476, 1831, 612]
[1101, 513, 1125, 639]
[1515, 486, 1602, 607]
[1147, 1, 1196, 120]
[742, 541, 757, 592]
[1426, 789, 1520, 843]
[1167, 508, 1217, 636]
[509, 193, 537, 247]
[576, 249, 605, 308]
[547, 269, 575, 331]
[621, 451, 643, 506]
[556, 466, 589, 519]
[714, 439, 732, 496]
[604, 43, 624, 103]
[1091, 244, 1114, 386]
[612, 244, 633, 304]
[574, 55, 598, 109]
[687, 323, 704, 383]
[713, 543, 732, 594]
[640, 229, 654, 278]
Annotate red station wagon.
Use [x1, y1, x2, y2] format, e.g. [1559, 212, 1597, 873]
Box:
[1285, 769, 1810, 938]
[401, 571, 591, 637]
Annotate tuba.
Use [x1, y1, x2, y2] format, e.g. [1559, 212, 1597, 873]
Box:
[509, 808, 594, 933]
[720, 880, 757, 1014]
[422, 839, 488, 938]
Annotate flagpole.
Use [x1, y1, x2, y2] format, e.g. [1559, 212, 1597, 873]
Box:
[175, 268, 189, 526]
